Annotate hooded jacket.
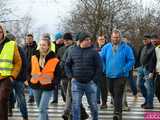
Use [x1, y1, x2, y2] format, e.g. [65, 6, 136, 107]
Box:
[100, 41, 135, 78]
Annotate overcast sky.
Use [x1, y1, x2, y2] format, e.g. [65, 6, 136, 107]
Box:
[8, 0, 77, 33]
[7, 0, 156, 34]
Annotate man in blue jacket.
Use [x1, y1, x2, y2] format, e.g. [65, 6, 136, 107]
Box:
[100, 29, 135, 120]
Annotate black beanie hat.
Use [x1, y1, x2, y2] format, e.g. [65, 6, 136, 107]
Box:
[151, 33, 159, 39]
[78, 32, 90, 42]
[63, 32, 73, 40]
[143, 33, 151, 39]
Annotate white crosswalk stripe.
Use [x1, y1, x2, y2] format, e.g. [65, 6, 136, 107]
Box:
[9, 93, 160, 120]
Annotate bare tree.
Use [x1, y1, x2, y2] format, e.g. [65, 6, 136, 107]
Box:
[62, 0, 160, 50]
[126, 1, 160, 49]
[62, 0, 137, 40]
[0, 0, 12, 22]
[5, 14, 33, 45]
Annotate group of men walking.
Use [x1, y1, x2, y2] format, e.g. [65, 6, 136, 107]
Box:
[0, 22, 160, 120]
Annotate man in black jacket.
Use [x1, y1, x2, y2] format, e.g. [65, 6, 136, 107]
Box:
[54, 32, 74, 103]
[137, 33, 156, 109]
[62, 33, 89, 120]
[65, 32, 102, 120]
[23, 34, 37, 103]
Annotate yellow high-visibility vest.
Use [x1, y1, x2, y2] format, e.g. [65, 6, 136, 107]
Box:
[0, 41, 15, 77]
[51, 42, 56, 53]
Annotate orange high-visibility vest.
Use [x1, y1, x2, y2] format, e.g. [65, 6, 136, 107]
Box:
[30, 55, 59, 85]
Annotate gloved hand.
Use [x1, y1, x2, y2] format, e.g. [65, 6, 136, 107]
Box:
[148, 73, 153, 79]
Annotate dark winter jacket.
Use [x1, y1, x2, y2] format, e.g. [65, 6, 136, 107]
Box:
[138, 43, 156, 73]
[65, 45, 102, 84]
[23, 41, 37, 79]
[135, 45, 144, 68]
[57, 44, 73, 78]
[16, 47, 28, 82]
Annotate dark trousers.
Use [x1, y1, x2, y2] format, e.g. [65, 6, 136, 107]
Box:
[100, 74, 108, 104]
[53, 85, 59, 102]
[155, 75, 160, 102]
[9, 81, 28, 119]
[0, 78, 11, 120]
[64, 79, 72, 112]
[108, 77, 126, 115]
[61, 78, 69, 102]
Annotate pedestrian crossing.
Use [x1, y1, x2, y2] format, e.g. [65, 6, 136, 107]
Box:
[9, 93, 160, 120]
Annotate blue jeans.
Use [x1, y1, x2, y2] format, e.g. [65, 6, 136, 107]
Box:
[71, 79, 98, 120]
[10, 81, 28, 119]
[128, 71, 137, 96]
[9, 90, 16, 108]
[33, 89, 52, 120]
[137, 67, 154, 106]
[29, 87, 34, 97]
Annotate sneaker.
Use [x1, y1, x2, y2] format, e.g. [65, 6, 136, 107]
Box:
[143, 104, 153, 109]
[28, 96, 34, 103]
[62, 114, 69, 120]
[113, 115, 119, 120]
[62, 111, 70, 120]
[81, 111, 89, 120]
[51, 100, 58, 104]
[113, 114, 122, 120]
[100, 104, 108, 109]
[141, 103, 147, 108]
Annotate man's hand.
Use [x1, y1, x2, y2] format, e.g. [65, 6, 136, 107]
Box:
[148, 73, 153, 79]
[24, 80, 29, 86]
[9, 76, 14, 83]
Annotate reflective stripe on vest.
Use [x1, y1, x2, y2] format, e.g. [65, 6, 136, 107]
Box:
[0, 41, 15, 76]
[31, 55, 59, 85]
[31, 74, 53, 85]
